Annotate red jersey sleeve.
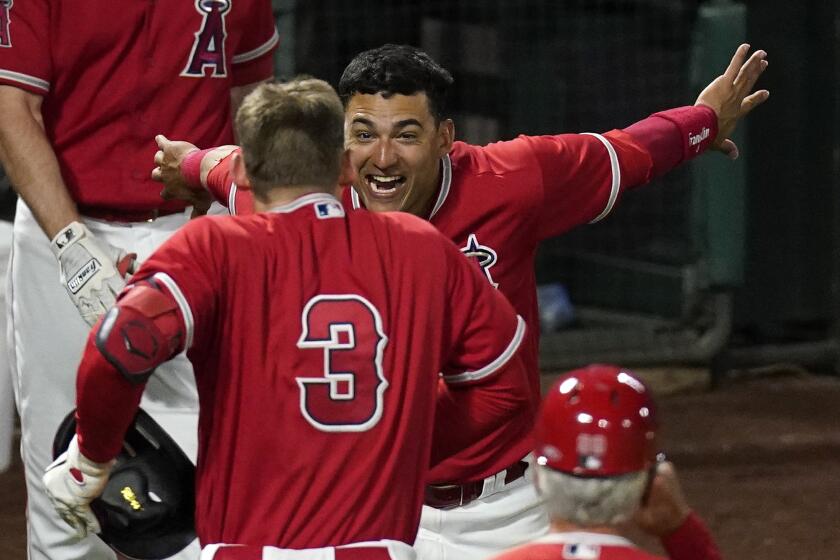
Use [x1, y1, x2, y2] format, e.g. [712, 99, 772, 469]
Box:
[440, 239, 527, 385]
[204, 150, 256, 215]
[430, 240, 533, 475]
[0, 0, 51, 95]
[131, 218, 222, 352]
[516, 104, 717, 241]
[518, 132, 652, 240]
[229, 0, 278, 86]
[661, 512, 722, 560]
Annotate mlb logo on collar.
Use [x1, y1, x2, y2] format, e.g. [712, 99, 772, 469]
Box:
[315, 202, 344, 219]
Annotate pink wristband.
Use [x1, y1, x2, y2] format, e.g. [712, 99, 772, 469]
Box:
[179, 148, 213, 189]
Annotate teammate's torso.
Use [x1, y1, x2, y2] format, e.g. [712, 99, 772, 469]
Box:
[347, 140, 545, 482]
[0, 0, 273, 212]
[185, 195, 455, 547]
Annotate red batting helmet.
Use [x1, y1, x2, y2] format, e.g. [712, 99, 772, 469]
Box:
[535, 364, 658, 477]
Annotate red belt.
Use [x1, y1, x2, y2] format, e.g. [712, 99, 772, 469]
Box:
[425, 460, 529, 510]
[80, 206, 185, 223]
[212, 545, 393, 560]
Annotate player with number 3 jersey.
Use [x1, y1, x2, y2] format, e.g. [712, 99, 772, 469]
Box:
[46, 79, 532, 560]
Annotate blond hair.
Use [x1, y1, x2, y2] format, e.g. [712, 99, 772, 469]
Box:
[234, 77, 344, 197]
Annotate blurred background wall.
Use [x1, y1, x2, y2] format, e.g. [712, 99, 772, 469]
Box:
[3, 0, 837, 375]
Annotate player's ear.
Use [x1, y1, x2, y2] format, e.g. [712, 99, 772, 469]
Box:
[337, 149, 356, 186]
[436, 119, 455, 157]
[231, 151, 249, 187]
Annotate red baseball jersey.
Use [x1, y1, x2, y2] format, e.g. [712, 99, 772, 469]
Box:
[491, 533, 663, 560]
[198, 110, 717, 483]
[349, 132, 654, 482]
[0, 0, 277, 214]
[491, 513, 721, 560]
[128, 193, 528, 547]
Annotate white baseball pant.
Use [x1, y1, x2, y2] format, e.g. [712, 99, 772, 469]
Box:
[202, 540, 416, 560]
[0, 219, 14, 473]
[414, 456, 550, 560]
[8, 200, 201, 560]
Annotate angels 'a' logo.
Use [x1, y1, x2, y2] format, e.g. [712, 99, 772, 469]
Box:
[461, 233, 499, 288]
[0, 0, 13, 48]
[181, 0, 231, 78]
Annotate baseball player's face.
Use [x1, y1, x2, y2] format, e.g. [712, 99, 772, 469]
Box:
[345, 92, 454, 218]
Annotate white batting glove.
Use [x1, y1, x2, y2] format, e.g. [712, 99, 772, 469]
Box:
[50, 221, 137, 327]
[43, 435, 114, 539]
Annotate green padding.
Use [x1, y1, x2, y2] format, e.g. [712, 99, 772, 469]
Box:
[690, 0, 747, 287]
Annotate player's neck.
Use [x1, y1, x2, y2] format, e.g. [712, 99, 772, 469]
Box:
[550, 519, 622, 537]
[254, 184, 341, 212]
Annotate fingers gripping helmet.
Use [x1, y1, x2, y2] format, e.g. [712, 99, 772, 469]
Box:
[535, 364, 658, 477]
[53, 408, 196, 560]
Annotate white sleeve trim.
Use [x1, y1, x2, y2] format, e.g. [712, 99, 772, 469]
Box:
[153, 272, 195, 350]
[232, 28, 279, 64]
[582, 132, 621, 224]
[0, 69, 49, 93]
[444, 315, 526, 385]
[228, 183, 238, 215]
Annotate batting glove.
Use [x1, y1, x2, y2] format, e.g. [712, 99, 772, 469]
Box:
[50, 221, 137, 327]
[43, 435, 114, 539]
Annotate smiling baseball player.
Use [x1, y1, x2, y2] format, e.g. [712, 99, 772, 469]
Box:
[155, 43, 768, 560]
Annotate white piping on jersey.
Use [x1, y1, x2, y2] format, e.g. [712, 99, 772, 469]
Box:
[152, 272, 195, 350]
[228, 183, 238, 215]
[0, 69, 49, 93]
[429, 153, 452, 218]
[444, 315, 526, 384]
[231, 27, 280, 64]
[581, 132, 621, 224]
[350, 153, 453, 220]
[531, 531, 637, 549]
[267, 192, 342, 214]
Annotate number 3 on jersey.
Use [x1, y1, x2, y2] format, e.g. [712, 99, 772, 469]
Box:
[296, 295, 389, 432]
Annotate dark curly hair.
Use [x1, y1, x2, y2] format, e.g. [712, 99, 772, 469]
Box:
[338, 44, 454, 122]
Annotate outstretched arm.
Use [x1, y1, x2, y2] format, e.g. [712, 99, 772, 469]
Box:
[152, 135, 241, 217]
[152, 136, 252, 215]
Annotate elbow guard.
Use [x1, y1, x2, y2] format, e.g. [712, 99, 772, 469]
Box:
[94, 280, 186, 385]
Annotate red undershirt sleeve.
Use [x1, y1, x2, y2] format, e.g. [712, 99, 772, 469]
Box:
[622, 105, 718, 180]
[75, 328, 146, 463]
[661, 511, 723, 560]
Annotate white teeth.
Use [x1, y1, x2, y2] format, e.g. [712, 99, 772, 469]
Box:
[372, 175, 400, 183]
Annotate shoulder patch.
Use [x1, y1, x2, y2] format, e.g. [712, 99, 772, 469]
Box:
[0, 0, 14, 48]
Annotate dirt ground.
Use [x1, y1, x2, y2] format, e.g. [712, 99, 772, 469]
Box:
[1, 369, 838, 559]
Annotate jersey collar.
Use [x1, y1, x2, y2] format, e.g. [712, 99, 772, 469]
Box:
[267, 192, 343, 214]
[350, 153, 452, 220]
[531, 532, 637, 548]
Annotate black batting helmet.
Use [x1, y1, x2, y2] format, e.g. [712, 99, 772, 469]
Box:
[53, 408, 196, 560]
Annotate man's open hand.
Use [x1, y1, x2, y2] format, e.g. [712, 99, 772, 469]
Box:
[695, 43, 769, 160]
